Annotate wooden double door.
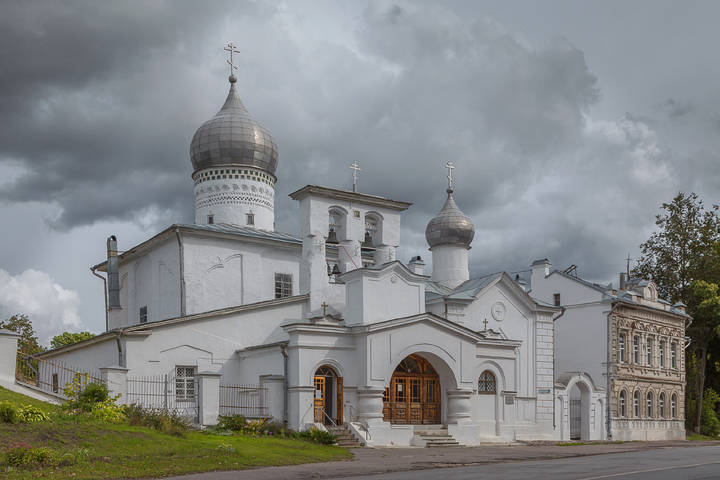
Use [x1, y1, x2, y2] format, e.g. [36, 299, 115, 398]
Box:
[383, 355, 441, 424]
[314, 366, 343, 425]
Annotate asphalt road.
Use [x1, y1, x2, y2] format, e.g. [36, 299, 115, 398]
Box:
[338, 445, 720, 480]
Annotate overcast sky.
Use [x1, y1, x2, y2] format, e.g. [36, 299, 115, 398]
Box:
[1, 0, 719, 343]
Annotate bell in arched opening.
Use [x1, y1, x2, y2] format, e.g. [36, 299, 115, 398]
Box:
[326, 227, 339, 245]
[361, 231, 375, 250]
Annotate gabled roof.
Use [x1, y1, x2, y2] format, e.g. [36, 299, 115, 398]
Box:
[425, 271, 559, 312]
[288, 185, 412, 211]
[548, 269, 610, 294]
[93, 223, 301, 270]
[337, 260, 428, 284]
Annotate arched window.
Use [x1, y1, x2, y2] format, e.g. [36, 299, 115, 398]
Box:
[619, 390, 627, 417]
[659, 392, 666, 418]
[646, 391, 654, 418]
[633, 390, 640, 417]
[671, 394, 677, 418]
[328, 208, 347, 243]
[478, 370, 497, 394]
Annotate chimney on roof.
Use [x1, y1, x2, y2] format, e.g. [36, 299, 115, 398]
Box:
[408, 256, 425, 276]
[107, 235, 121, 310]
[619, 272, 626, 291]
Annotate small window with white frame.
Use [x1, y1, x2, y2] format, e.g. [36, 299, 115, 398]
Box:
[659, 340, 665, 368]
[275, 273, 292, 299]
[246, 212, 255, 226]
[207, 214, 214, 224]
[619, 333, 626, 363]
[553, 293, 561, 306]
[633, 336, 640, 364]
[646, 338, 653, 366]
[175, 366, 196, 402]
[139, 306, 148, 324]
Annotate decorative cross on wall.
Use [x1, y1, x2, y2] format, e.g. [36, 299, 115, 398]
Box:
[482, 318, 489, 331]
[321, 301, 328, 316]
[224, 42, 240, 76]
[445, 161, 455, 190]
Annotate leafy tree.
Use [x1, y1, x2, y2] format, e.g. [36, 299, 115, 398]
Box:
[634, 192, 720, 305]
[0, 314, 42, 355]
[0, 314, 43, 382]
[692, 280, 720, 433]
[50, 331, 95, 349]
[633, 193, 720, 433]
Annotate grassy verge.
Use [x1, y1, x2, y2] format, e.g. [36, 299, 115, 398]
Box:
[686, 432, 719, 441]
[0, 387, 351, 479]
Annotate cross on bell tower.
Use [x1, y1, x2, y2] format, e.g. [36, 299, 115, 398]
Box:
[349, 160, 361, 193]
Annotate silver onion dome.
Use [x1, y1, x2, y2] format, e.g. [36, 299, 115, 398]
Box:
[425, 189, 475, 248]
[190, 76, 278, 175]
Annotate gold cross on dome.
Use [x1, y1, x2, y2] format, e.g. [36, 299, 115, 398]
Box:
[445, 161, 455, 190]
[224, 42, 240, 76]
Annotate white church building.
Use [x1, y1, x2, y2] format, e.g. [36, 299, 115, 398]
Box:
[31, 61, 626, 446]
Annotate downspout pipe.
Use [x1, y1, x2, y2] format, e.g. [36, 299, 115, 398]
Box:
[174, 228, 186, 317]
[281, 345, 289, 425]
[606, 302, 621, 441]
[115, 333, 126, 368]
[551, 306, 566, 429]
[91, 267, 109, 332]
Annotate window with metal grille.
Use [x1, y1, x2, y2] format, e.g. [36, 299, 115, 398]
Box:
[553, 293, 561, 306]
[478, 370, 497, 394]
[139, 306, 148, 324]
[175, 366, 196, 402]
[274, 273, 292, 299]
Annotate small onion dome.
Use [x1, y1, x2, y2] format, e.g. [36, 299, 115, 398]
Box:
[190, 75, 278, 175]
[425, 189, 475, 249]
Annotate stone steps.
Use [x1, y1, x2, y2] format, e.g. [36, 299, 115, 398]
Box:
[414, 425, 460, 447]
[328, 425, 364, 448]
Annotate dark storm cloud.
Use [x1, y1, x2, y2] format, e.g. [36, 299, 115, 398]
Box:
[1, 0, 719, 293]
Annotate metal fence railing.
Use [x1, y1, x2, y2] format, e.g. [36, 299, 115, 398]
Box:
[126, 373, 199, 420]
[219, 383, 268, 418]
[16, 350, 102, 398]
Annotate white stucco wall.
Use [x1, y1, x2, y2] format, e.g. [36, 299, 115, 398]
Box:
[183, 234, 300, 315]
[110, 237, 181, 329]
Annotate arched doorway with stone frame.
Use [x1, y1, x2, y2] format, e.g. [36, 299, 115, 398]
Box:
[383, 354, 441, 424]
[313, 365, 343, 425]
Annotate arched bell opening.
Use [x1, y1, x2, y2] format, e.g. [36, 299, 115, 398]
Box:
[382, 354, 442, 425]
[313, 365, 343, 425]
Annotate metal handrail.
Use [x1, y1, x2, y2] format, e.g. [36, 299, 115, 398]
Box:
[340, 403, 371, 440]
[318, 408, 337, 428]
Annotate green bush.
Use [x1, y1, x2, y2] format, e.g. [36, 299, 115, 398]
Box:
[77, 382, 109, 408]
[3, 443, 60, 468]
[294, 427, 336, 445]
[0, 401, 17, 424]
[124, 404, 189, 436]
[90, 398, 126, 423]
[217, 414, 246, 431]
[260, 420, 288, 437]
[16, 404, 49, 423]
[701, 388, 720, 437]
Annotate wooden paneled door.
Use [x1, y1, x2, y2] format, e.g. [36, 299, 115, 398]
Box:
[383, 355, 441, 424]
[314, 366, 343, 425]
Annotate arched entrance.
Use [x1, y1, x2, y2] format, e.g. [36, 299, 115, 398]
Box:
[569, 382, 591, 440]
[383, 354, 441, 424]
[314, 366, 343, 425]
